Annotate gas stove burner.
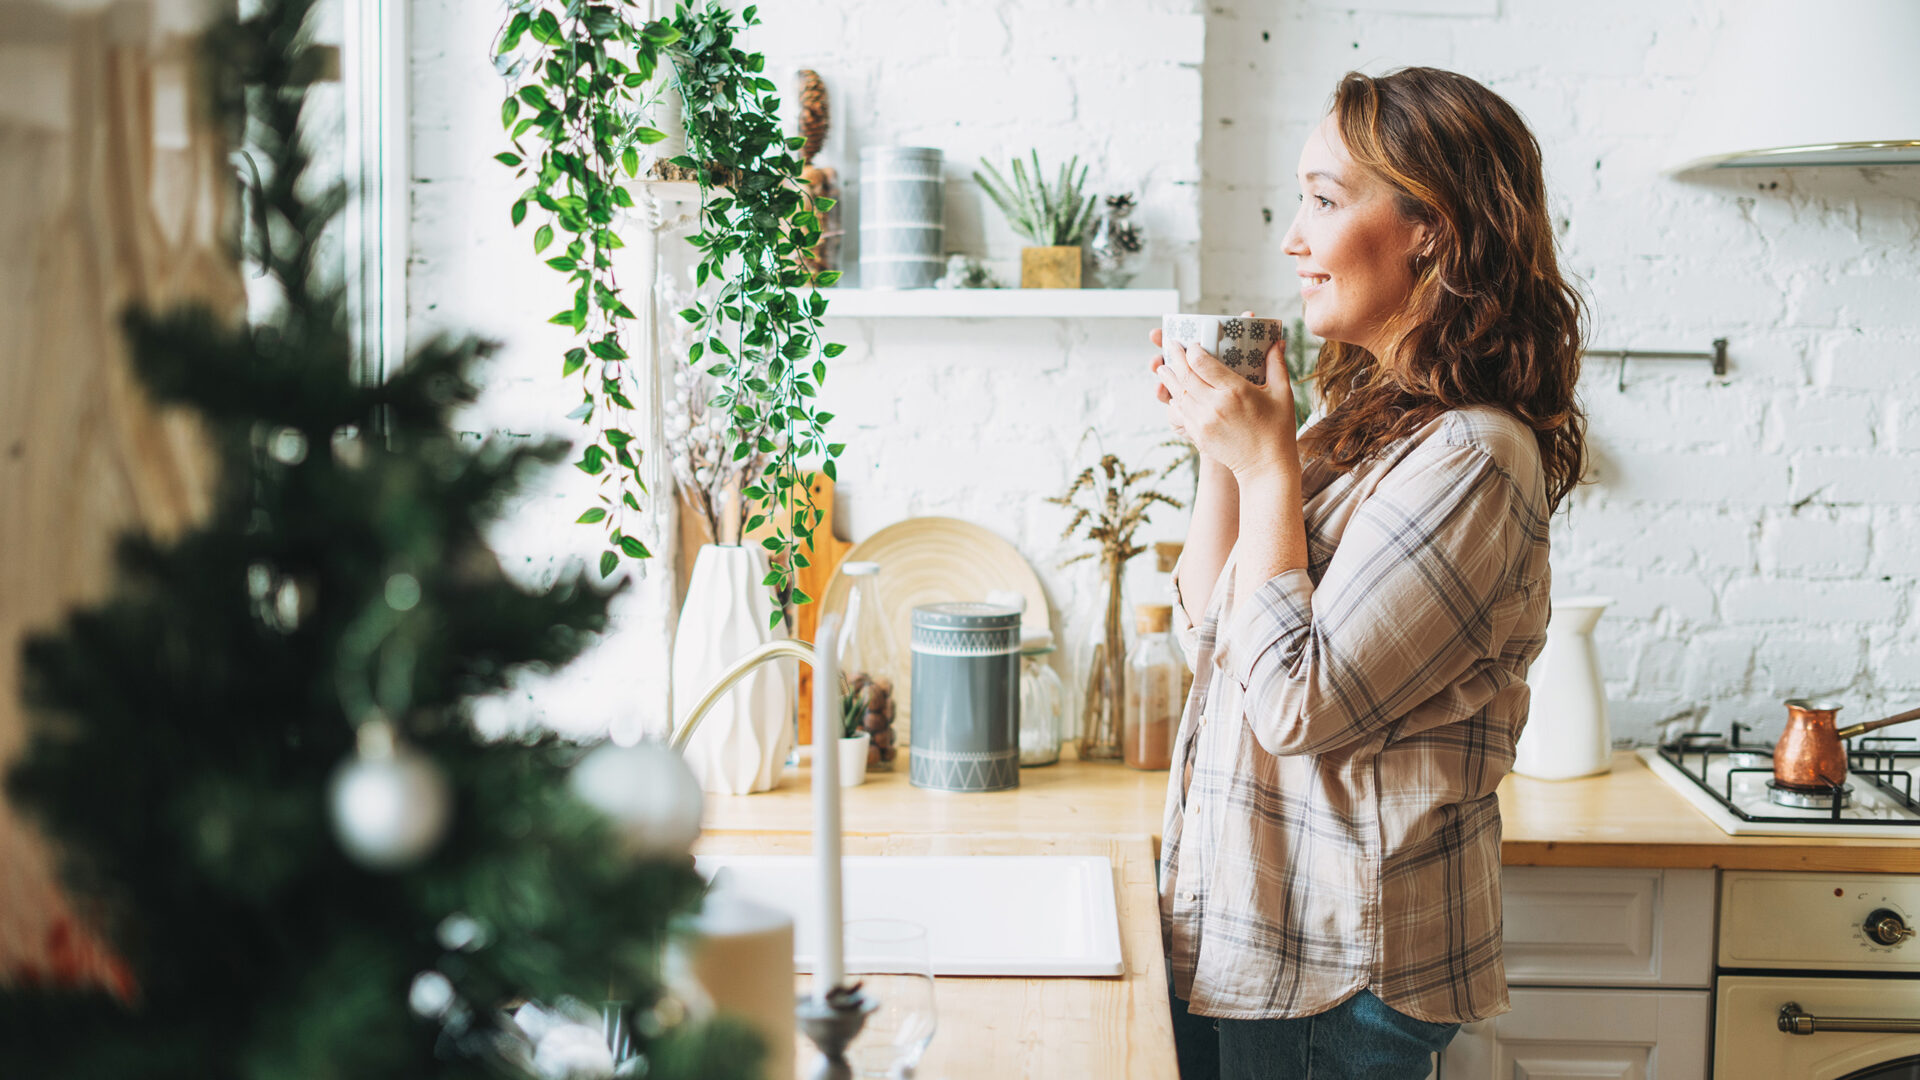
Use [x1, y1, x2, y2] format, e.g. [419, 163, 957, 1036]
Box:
[1766, 779, 1852, 810]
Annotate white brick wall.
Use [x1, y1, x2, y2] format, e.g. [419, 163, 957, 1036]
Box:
[412, 0, 1920, 747]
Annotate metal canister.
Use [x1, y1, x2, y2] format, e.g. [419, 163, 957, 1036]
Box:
[908, 602, 1022, 792]
[858, 146, 945, 289]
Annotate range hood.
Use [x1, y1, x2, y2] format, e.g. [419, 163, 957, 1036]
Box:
[1667, 0, 1920, 173]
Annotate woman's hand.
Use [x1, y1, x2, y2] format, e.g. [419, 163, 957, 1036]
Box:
[1153, 317, 1301, 481]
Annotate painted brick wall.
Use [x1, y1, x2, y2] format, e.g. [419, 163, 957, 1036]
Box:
[412, 0, 1919, 746]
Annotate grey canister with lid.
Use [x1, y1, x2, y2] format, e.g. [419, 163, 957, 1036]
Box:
[908, 602, 1022, 792]
[859, 146, 945, 290]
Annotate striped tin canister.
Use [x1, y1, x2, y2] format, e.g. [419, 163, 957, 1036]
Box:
[858, 146, 944, 289]
[908, 602, 1022, 792]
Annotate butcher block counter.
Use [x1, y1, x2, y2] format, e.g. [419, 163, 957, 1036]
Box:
[703, 748, 1920, 873]
[696, 748, 1920, 1078]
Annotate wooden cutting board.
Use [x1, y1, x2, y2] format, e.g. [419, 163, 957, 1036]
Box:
[742, 470, 852, 742]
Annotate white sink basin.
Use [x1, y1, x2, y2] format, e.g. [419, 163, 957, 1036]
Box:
[692, 854, 1124, 977]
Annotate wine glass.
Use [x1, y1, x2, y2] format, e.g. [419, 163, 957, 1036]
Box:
[843, 918, 937, 1079]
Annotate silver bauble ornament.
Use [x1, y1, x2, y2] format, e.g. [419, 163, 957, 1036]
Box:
[569, 740, 704, 858]
[329, 720, 452, 870]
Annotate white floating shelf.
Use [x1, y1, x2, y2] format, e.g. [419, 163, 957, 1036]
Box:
[813, 287, 1178, 319]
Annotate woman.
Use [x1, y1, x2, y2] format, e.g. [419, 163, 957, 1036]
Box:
[1149, 67, 1586, 1079]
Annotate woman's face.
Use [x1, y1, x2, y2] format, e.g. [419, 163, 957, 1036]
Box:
[1281, 116, 1430, 358]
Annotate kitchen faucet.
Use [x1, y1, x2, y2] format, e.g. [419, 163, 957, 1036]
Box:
[668, 638, 819, 752]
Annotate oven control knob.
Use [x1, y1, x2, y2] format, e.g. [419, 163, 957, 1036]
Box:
[1865, 909, 1914, 947]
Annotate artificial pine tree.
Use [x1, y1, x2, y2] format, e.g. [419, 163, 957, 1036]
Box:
[0, 2, 754, 1077]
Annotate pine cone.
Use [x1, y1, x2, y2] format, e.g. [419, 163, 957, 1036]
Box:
[797, 69, 829, 163]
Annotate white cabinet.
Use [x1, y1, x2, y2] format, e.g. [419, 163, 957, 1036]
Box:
[1503, 867, 1716, 988]
[1442, 987, 1711, 1080]
[1439, 867, 1717, 1080]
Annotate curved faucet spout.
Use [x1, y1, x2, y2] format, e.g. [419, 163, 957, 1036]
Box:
[670, 638, 818, 752]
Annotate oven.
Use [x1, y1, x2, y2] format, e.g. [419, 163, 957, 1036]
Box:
[1714, 872, 1920, 1079]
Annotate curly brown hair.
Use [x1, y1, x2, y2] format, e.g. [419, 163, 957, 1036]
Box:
[1310, 67, 1588, 510]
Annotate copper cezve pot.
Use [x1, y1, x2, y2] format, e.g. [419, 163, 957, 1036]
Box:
[1773, 698, 1920, 790]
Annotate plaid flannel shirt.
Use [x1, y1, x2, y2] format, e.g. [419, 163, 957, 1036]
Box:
[1160, 406, 1552, 1024]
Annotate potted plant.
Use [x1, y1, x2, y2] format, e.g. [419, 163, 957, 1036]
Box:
[838, 674, 887, 787]
[974, 152, 1097, 289]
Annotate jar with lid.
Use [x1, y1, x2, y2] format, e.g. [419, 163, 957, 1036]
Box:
[1018, 628, 1065, 767]
[1123, 604, 1187, 771]
[832, 561, 899, 770]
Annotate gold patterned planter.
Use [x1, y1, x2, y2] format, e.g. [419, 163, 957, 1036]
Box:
[1021, 245, 1082, 289]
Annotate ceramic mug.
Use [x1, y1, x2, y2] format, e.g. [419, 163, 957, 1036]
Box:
[1161, 313, 1285, 385]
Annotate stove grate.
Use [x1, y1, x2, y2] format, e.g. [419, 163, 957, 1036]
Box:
[1656, 732, 1920, 826]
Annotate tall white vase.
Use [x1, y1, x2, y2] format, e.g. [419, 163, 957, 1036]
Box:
[1512, 596, 1614, 781]
[672, 544, 795, 794]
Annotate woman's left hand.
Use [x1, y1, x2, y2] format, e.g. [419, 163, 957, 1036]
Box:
[1156, 328, 1302, 481]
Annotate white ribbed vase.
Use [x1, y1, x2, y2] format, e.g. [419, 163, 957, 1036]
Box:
[1513, 596, 1614, 781]
[672, 544, 795, 795]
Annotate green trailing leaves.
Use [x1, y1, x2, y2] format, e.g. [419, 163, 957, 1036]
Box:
[495, 2, 686, 575]
[494, 0, 849, 606]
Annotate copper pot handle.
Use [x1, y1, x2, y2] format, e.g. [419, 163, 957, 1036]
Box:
[1835, 704, 1920, 742]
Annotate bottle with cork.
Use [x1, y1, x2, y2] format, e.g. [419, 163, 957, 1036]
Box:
[1123, 603, 1189, 771]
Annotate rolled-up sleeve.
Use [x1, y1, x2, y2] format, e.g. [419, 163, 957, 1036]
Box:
[1214, 442, 1527, 756]
[1168, 554, 1203, 674]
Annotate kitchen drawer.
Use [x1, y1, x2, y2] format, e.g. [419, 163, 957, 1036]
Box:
[1503, 867, 1716, 988]
[1440, 987, 1711, 1080]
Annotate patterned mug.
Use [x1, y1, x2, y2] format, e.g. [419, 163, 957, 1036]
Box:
[1161, 313, 1285, 385]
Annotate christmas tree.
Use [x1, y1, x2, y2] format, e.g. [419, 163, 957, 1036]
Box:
[0, 2, 753, 1076]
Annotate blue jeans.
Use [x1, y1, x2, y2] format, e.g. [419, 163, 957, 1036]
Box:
[1169, 975, 1459, 1080]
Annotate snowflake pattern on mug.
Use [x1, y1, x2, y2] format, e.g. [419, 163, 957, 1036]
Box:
[1218, 318, 1278, 385]
[1164, 315, 1281, 387]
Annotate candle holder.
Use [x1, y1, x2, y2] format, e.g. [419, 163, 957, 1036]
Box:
[796, 985, 877, 1080]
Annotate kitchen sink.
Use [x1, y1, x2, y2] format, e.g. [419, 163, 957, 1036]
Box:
[691, 854, 1124, 977]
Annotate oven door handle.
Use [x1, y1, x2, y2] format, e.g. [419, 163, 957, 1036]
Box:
[1779, 1002, 1920, 1036]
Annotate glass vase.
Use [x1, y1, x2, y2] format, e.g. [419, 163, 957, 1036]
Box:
[1086, 194, 1143, 289]
[1076, 550, 1131, 761]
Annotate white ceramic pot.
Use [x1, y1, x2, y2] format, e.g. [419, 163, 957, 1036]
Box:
[1512, 596, 1614, 781]
[672, 544, 795, 795]
[838, 731, 871, 788]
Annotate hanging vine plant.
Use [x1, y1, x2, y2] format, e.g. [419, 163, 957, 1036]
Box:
[493, 1, 842, 622]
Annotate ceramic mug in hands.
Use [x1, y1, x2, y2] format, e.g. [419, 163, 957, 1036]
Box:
[1161, 313, 1286, 385]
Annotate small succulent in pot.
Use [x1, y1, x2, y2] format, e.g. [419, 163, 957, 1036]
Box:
[841, 671, 897, 768]
[974, 152, 1098, 288]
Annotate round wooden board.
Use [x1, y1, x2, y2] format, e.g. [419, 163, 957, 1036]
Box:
[820, 517, 1050, 731]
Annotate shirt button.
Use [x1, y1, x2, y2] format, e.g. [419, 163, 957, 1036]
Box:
[1181, 891, 1198, 903]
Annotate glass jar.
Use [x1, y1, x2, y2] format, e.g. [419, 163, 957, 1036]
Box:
[833, 561, 898, 770]
[1123, 604, 1185, 771]
[1018, 629, 1065, 767]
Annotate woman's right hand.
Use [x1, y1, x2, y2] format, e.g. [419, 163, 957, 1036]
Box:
[1151, 311, 1260, 442]
[1148, 327, 1188, 438]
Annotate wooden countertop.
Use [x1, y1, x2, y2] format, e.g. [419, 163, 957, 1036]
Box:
[698, 747, 1918, 1077]
[692, 831, 1172, 1080]
[704, 748, 1920, 873]
[1499, 750, 1920, 872]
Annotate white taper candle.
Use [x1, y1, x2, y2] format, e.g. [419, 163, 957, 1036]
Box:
[811, 613, 846, 998]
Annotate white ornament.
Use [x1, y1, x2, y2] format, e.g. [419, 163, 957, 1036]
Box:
[409, 970, 455, 1018]
[328, 721, 452, 870]
[570, 741, 704, 858]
